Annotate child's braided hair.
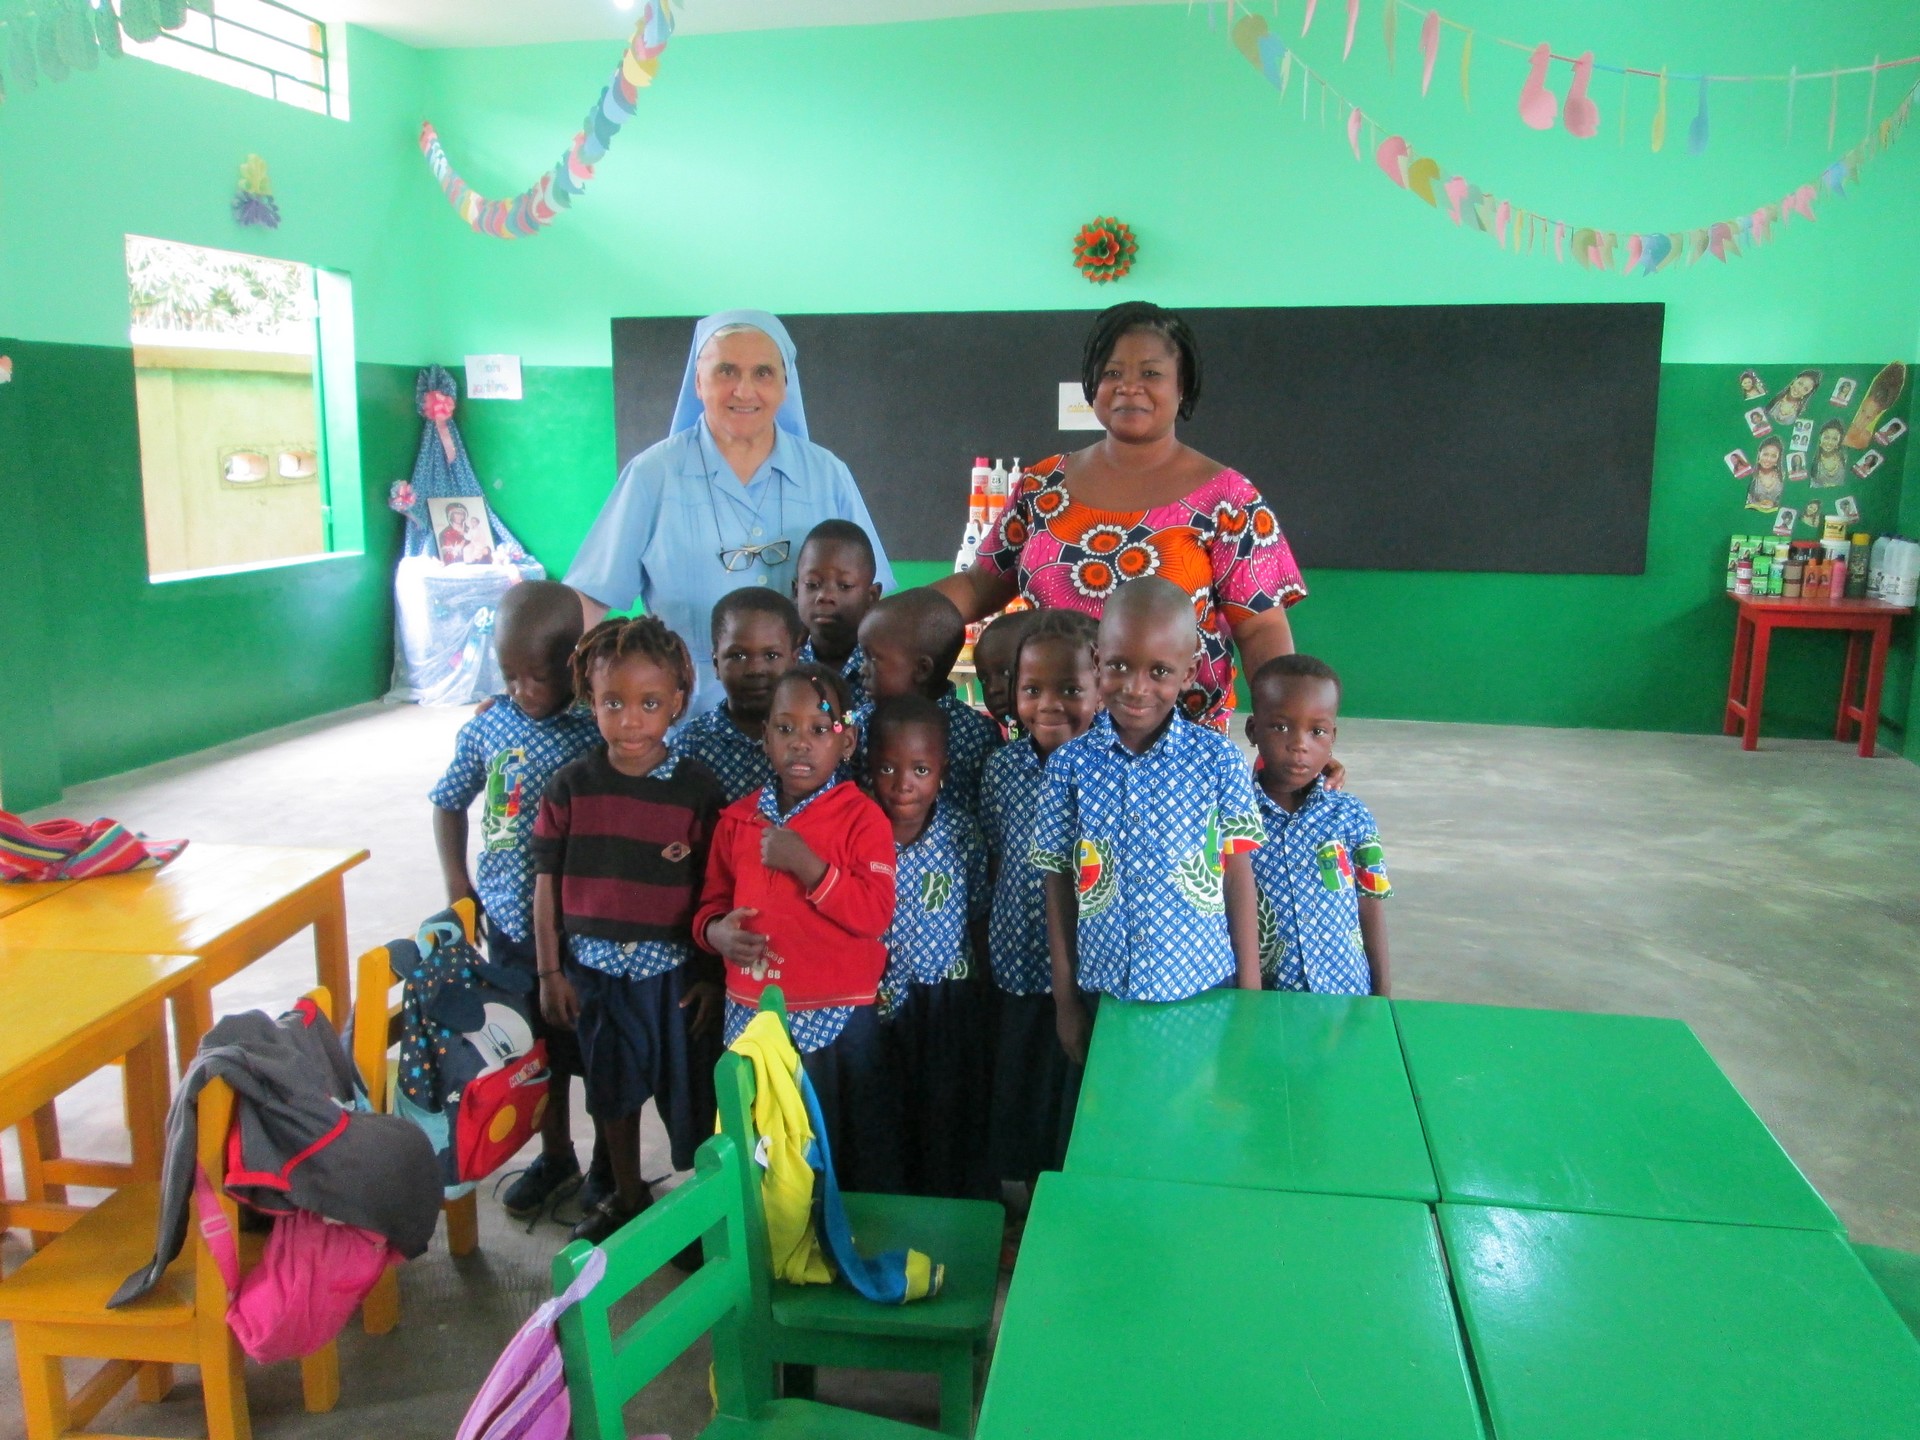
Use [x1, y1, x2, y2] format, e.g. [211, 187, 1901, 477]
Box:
[775, 661, 855, 722]
[1012, 607, 1100, 682]
[572, 614, 695, 699]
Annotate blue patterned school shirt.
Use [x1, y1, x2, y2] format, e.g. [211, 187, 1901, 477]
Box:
[877, 802, 989, 1016]
[798, 639, 869, 708]
[1030, 712, 1264, 1002]
[1251, 781, 1391, 996]
[428, 699, 601, 944]
[669, 704, 774, 804]
[720, 775, 856, 1051]
[853, 685, 1001, 817]
[979, 740, 1052, 995]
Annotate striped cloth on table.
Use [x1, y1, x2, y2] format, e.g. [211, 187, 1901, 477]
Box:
[0, 811, 187, 882]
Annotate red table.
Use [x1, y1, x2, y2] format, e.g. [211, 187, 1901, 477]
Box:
[1724, 595, 1912, 755]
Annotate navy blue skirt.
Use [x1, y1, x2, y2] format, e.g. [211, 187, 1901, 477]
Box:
[802, 1005, 906, 1196]
[888, 975, 998, 1201]
[570, 963, 718, 1173]
[989, 990, 1071, 1185]
[486, 919, 584, 1079]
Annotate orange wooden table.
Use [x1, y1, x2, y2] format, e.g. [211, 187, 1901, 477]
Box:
[0, 950, 196, 1240]
[0, 843, 367, 1070]
[1724, 595, 1912, 755]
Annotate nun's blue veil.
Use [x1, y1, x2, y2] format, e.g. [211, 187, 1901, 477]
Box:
[668, 309, 809, 439]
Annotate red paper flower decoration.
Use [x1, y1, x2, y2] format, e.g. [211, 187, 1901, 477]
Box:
[1073, 216, 1138, 283]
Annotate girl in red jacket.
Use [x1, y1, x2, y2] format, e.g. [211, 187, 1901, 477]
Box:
[695, 662, 904, 1193]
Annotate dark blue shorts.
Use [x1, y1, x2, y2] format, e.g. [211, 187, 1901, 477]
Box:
[888, 975, 997, 1200]
[486, 918, 583, 1080]
[802, 1005, 905, 1196]
[990, 989, 1071, 1185]
[570, 964, 719, 1173]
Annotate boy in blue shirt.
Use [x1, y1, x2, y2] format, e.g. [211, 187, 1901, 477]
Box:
[855, 587, 1000, 815]
[430, 580, 606, 1218]
[794, 519, 883, 707]
[1244, 655, 1392, 995]
[869, 695, 994, 1199]
[670, 587, 803, 802]
[1032, 577, 1264, 1068]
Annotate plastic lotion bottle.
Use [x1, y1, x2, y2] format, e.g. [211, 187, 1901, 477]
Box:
[1847, 534, 1871, 599]
[1869, 536, 1891, 597]
[1829, 540, 1851, 599]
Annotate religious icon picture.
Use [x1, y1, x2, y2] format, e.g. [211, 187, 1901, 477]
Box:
[1790, 418, 1815, 452]
[1874, 416, 1908, 448]
[1851, 450, 1885, 481]
[1829, 376, 1858, 408]
[428, 495, 496, 564]
[1786, 451, 1809, 482]
[1724, 449, 1755, 479]
[1835, 494, 1862, 523]
[1744, 407, 1772, 438]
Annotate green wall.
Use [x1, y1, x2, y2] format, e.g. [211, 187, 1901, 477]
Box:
[414, 5, 1920, 365]
[0, 343, 414, 810]
[0, 26, 433, 809]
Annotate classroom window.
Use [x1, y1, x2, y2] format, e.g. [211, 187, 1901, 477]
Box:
[114, 0, 344, 119]
[126, 235, 363, 582]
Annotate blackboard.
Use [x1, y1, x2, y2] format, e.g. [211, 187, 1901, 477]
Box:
[611, 303, 1664, 574]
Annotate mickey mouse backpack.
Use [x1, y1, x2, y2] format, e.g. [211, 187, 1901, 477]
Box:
[384, 901, 551, 1187]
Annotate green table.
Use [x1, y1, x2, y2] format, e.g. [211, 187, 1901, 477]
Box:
[1066, 989, 1435, 1201]
[1442, 1205, 1920, 1440]
[976, 1172, 1485, 1440]
[1394, 1000, 1837, 1230]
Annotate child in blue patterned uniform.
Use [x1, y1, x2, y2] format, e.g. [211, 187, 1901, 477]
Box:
[856, 588, 1000, 815]
[670, 587, 803, 802]
[429, 580, 606, 1220]
[870, 695, 994, 1199]
[794, 519, 883, 707]
[970, 607, 1041, 740]
[981, 610, 1100, 1185]
[1033, 577, 1265, 1073]
[1245, 655, 1392, 995]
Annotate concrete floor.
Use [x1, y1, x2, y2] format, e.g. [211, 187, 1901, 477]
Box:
[2, 700, 1916, 1437]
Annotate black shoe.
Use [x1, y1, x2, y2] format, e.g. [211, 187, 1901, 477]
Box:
[501, 1152, 582, 1220]
[577, 1162, 615, 1215]
[570, 1192, 648, 1245]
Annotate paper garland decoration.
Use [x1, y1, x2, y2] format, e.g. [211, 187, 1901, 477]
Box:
[1227, 11, 1920, 277]
[1072, 216, 1138, 283]
[419, 0, 673, 238]
[1250, 0, 1920, 154]
[232, 154, 280, 230]
[0, 0, 204, 106]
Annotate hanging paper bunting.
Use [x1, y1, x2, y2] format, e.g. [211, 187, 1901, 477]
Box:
[1519, 43, 1556, 129]
[1222, 10, 1919, 279]
[1297, 0, 1920, 154]
[419, 1, 673, 238]
[1688, 76, 1711, 155]
[1651, 68, 1668, 151]
[1563, 51, 1599, 138]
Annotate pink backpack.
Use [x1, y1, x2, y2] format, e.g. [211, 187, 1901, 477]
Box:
[194, 1167, 399, 1365]
[455, 1247, 667, 1440]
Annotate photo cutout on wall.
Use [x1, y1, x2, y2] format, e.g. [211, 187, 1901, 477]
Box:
[429, 495, 495, 564]
[1829, 376, 1858, 408]
[1835, 494, 1862, 524]
[1844, 362, 1908, 448]
[1769, 369, 1822, 426]
[1852, 450, 1885, 481]
[1790, 418, 1815, 452]
[1875, 416, 1908, 448]
[1786, 450, 1809, 482]
[1744, 407, 1773, 438]
[1738, 369, 1768, 401]
[1772, 506, 1797, 537]
[1725, 448, 1755, 479]
[1747, 438, 1786, 511]
[1812, 421, 1848, 487]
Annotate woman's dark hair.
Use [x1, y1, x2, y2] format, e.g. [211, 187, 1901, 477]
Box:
[1080, 301, 1203, 422]
[573, 615, 695, 698]
[774, 661, 855, 719]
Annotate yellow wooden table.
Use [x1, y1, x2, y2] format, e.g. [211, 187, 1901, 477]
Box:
[0, 881, 70, 920]
[0, 949, 195, 1239]
[0, 843, 367, 1071]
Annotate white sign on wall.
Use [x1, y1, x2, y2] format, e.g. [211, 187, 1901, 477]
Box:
[465, 354, 524, 400]
[1057, 381, 1102, 431]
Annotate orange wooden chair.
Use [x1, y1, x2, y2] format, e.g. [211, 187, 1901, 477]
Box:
[0, 989, 343, 1439]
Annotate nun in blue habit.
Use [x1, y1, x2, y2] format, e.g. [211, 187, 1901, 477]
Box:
[565, 310, 895, 716]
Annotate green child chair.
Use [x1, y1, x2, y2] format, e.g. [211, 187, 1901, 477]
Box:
[1853, 1242, 1920, 1343]
[715, 988, 1003, 1438]
[554, 1133, 931, 1440]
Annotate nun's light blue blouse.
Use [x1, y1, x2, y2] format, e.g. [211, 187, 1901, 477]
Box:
[565, 417, 895, 717]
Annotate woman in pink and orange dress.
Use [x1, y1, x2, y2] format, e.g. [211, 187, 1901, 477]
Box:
[936, 301, 1304, 729]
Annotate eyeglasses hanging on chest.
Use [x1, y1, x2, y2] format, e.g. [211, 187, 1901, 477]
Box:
[699, 430, 790, 573]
